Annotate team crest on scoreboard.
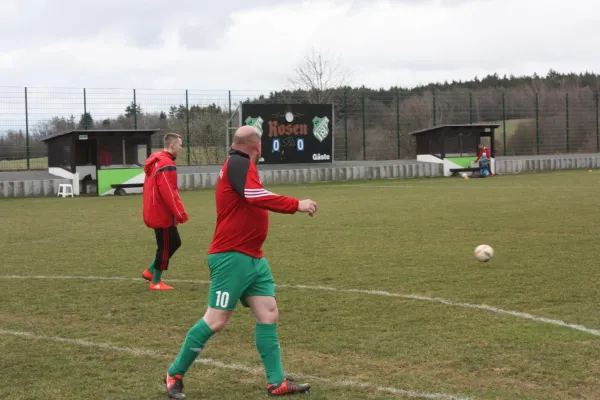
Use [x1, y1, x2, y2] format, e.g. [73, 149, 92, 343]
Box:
[312, 116, 329, 142]
[245, 116, 264, 134]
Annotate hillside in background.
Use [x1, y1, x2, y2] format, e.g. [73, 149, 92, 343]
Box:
[1, 69, 599, 165]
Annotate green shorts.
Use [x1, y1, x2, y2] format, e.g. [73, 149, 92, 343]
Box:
[207, 251, 275, 311]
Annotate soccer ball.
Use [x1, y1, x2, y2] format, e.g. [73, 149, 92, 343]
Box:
[474, 244, 494, 262]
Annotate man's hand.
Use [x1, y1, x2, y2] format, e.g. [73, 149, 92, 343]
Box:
[298, 199, 318, 216]
[177, 213, 189, 224]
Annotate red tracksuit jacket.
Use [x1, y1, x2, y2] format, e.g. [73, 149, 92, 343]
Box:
[208, 150, 299, 258]
[142, 151, 189, 229]
[475, 146, 491, 163]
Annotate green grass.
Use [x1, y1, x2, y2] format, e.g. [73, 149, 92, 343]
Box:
[0, 156, 48, 170]
[1, 171, 600, 399]
[489, 118, 533, 145]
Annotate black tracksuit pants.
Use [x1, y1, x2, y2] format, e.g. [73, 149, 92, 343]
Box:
[154, 226, 182, 271]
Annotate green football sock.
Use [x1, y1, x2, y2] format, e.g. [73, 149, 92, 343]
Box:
[151, 269, 163, 284]
[168, 318, 215, 377]
[148, 258, 156, 274]
[255, 322, 285, 385]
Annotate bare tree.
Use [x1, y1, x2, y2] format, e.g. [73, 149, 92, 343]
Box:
[288, 49, 350, 105]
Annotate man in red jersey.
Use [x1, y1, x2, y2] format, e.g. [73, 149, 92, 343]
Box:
[141, 132, 189, 291]
[163, 125, 316, 399]
[474, 143, 493, 176]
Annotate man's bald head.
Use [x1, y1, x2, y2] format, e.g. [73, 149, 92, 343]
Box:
[231, 125, 262, 164]
[233, 125, 261, 145]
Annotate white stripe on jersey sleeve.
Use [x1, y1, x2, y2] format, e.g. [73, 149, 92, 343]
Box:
[244, 188, 277, 198]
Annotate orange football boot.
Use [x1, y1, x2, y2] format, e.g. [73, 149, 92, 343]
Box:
[267, 378, 311, 396]
[164, 372, 185, 399]
[150, 281, 174, 290]
[142, 268, 153, 281]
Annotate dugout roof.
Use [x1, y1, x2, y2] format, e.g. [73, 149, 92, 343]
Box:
[41, 129, 159, 142]
[409, 124, 499, 159]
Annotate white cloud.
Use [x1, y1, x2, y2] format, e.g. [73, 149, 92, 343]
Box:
[0, 0, 599, 122]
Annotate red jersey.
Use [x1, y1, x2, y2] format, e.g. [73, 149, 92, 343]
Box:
[142, 151, 189, 229]
[475, 146, 491, 163]
[208, 150, 299, 258]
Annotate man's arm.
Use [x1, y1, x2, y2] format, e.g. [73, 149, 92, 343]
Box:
[228, 155, 299, 214]
[156, 164, 189, 223]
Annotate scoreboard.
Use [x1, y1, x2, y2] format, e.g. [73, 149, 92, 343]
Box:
[240, 103, 333, 164]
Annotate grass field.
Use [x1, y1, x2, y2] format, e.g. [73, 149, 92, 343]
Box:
[1, 171, 600, 399]
[0, 156, 48, 170]
[490, 118, 532, 143]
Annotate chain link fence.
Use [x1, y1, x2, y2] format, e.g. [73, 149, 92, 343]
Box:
[1, 86, 598, 170]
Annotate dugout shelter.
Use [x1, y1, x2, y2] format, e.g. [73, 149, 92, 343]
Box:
[42, 129, 159, 196]
[409, 123, 499, 176]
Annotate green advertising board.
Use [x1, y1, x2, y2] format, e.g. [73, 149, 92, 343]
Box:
[97, 168, 145, 196]
[445, 156, 477, 168]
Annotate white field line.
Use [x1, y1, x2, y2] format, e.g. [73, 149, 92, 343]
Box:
[1, 275, 599, 338]
[0, 329, 475, 400]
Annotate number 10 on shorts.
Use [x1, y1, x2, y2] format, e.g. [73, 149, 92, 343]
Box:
[215, 290, 230, 308]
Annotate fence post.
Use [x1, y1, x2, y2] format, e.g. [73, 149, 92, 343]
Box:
[469, 92, 473, 124]
[502, 92, 506, 156]
[83, 88, 88, 130]
[25, 87, 30, 169]
[186, 89, 190, 165]
[228, 90, 232, 151]
[565, 93, 569, 153]
[133, 89, 137, 129]
[535, 93, 540, 155]
[432, 91, 436, 126]
[396, 89, 400, 158]
[362, 94, 366, 160]
[596, 93, 600, 153]
[343, 90, 348, 161]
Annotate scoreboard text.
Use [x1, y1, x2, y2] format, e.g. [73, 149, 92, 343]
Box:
[240, 103, 333, 164]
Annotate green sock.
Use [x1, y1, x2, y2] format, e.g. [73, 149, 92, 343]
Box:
[255, 322, 285, 385]
[152, 269, 163, 284]
[168, 318, 215, 377]
[148, 259, 156, 274]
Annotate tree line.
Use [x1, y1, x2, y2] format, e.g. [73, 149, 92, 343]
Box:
[2, 69, 599, 164]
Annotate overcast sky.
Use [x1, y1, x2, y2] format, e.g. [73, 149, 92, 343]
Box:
[1, 0, 599, 95]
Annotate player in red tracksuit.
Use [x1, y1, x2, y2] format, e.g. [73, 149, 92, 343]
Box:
[141, 133, 189, 291]
[163, 125, 317, 399]
[474, 143, 493, 176]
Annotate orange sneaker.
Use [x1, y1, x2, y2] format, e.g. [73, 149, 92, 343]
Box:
[150, 281, 174, 291]
[142, 268, 153, 281]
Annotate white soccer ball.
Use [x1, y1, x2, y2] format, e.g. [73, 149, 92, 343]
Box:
[474, 244, 494, 262]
